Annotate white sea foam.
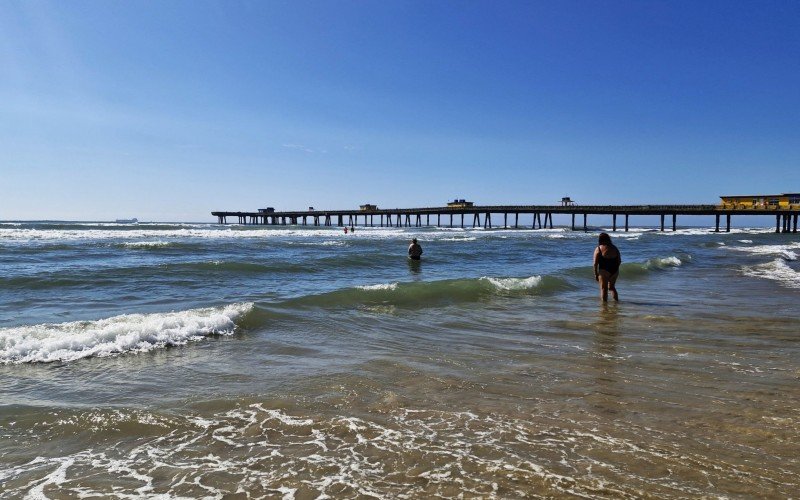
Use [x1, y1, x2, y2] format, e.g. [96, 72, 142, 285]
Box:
[654, 227, 774, 236]
[121, 241, 173, 248]
[482, 275, 543, 291]
[742, 258, 800, 289]
[1, 405, 726, 498]
[0, 303, 254, 364]
[644, 255, 687, 269]
[357, 283, 398, 291]
[439, 236, 478, 241]
[725, 242, 799, 261]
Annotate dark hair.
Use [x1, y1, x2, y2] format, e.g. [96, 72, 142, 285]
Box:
[412, 238, 418, 243]
[598, 232, 612, 245]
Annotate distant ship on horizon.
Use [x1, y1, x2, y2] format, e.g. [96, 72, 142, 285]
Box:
[114, 218, 138, 224]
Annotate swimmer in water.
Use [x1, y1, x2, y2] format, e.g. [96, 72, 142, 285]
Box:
[408, 238, 423, 260]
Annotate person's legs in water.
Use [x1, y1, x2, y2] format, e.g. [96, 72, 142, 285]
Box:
[608, 272, 619, 301]
[598, 271, 611, 302]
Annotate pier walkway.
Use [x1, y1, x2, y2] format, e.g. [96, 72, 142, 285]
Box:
[212, 204, 799, 233]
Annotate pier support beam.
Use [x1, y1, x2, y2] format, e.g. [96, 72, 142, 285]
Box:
[450, 214, 453, 228]
[726, 214, 731, 233]
[515, 213, 519, 228]
[776, 214, 781, 233]
[485, 213, 492, 229]
[583, 214, 587, 232]
[672, 214, 677, 231]
[571, 213, 575, 231]
[625, 214, 629, 232]
[794, 213, 798, 233]
[660, 214, 665, 231]
[504, 213, 507, 229]
[715, 214, 720, 232]
[473, 214, 480, 228]
[612, 214, 617, 232]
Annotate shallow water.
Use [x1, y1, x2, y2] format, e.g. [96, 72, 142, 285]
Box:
[1, 222, 798, 497]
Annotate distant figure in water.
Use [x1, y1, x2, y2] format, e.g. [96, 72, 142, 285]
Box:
[408, 238, 423, 260]
[343, 226, 348, 234]
[594, 232, 621, 302]
[350, 225, 355, 233]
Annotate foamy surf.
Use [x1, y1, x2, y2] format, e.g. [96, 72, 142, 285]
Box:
[120, 241, 174, 249]
[645, 255, 685, 268]
[725, 242, 799, 261]
[481, 275, 543, 291]
[357, 283, 399, 291]
[741, 258, 800, 289]
[0, 303, 254, 364]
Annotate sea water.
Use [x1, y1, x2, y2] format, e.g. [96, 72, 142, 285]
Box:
[1, 221, 798, 497]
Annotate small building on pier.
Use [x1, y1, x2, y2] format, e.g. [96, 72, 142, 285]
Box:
[447, 199, 474, 208]
[359, 204, 378, 211]
[258, 207, 275, 213]
[720, 193, 800, 210]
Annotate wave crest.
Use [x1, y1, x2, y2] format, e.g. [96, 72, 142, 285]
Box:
[481, 275, 543, 291]
[0, 303, 254, 364]
[742, 258, 800, 289]
[289, 275, 570, 310]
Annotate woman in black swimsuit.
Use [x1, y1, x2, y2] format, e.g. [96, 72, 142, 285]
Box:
[593, 232, 621, 302]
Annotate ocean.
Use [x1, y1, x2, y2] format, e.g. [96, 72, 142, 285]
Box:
[1, 221, 798, 497]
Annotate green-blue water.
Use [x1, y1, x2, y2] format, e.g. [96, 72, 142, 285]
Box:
[1, 221, 798, 497]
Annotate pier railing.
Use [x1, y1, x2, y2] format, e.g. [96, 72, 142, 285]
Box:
[211, 204, 799, 233]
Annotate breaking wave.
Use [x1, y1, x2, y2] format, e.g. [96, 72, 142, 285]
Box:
[576, 254, 693, 279]
[725, 242, 799, 261]
[741, 258, 800, 289]
[0, 303, 254, 364]
[287, 275, 571, 309]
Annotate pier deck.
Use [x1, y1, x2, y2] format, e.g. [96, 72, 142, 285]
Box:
[211, 204, 799, 233]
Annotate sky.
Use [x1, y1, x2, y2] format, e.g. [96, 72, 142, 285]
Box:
[1, 0, 798, 222]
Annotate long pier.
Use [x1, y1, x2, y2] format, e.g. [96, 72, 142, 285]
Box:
[212, 204, 799, 233]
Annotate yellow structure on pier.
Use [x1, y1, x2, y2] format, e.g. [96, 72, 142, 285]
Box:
[447, 199, 474, 208]
[720, 193, 800, 210]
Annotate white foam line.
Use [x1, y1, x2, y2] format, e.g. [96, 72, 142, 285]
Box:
[481, 275, 543, 291]
[742, 258, 800, 288]
[0, 303, 253, 364]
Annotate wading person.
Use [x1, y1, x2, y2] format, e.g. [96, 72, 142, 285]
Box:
[408, 238, 423, 260]
[593, 232, 621, 302]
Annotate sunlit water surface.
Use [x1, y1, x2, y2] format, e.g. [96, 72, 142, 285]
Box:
[1, 222, 798, 497]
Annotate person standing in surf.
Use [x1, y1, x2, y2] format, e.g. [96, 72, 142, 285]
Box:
[593, 232, 621, 302]
[408, 238, 423, 260]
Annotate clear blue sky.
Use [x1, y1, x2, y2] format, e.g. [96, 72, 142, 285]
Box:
[1, 0, 798, 221]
